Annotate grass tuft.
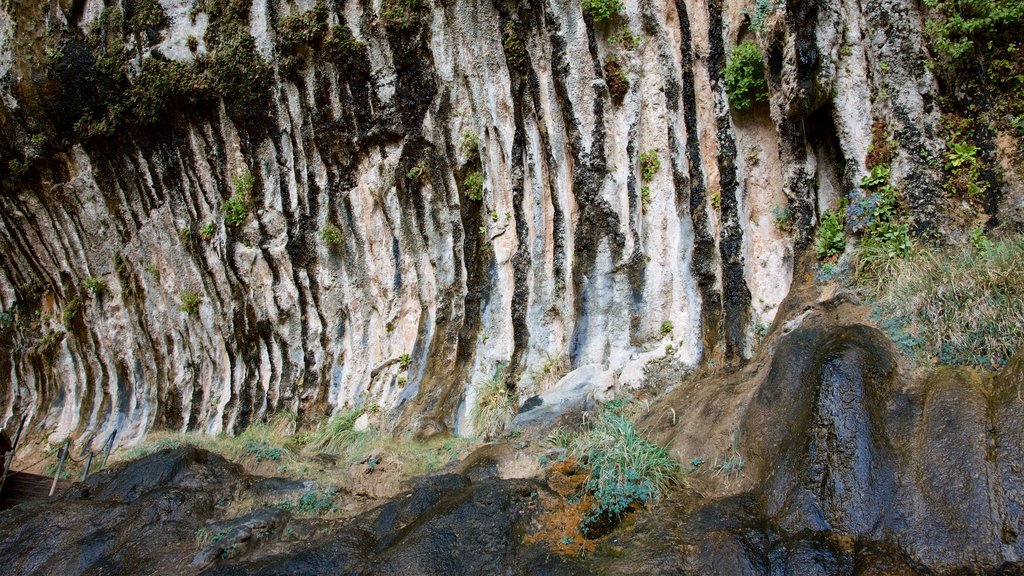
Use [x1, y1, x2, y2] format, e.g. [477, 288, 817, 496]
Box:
[863, 237, 1024, 369]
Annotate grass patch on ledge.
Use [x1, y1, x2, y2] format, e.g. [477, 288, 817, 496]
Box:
[858, 236, 1024, 370]
[114, 410, 475, 489]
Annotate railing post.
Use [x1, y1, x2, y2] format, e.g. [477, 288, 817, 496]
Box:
[49, 440, 69, 496]
[0, 415, 27, 495]
[101, 429, 117, 469]
[81, 452, 94, 481]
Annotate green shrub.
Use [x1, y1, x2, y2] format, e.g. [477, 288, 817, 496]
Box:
[398, 353, 412, 369]
[503, 21, 528, 68]
[244, 439, 283, 462]
[320, 223, 343, 246]
[724, 41, 768, 111]
[472, 363, 517, 438]
[568, 409, 680, 535]
[224, 170, 254, 228]
[639, 150, 661, 182]
[199, 222, 215, 240]
[815, 201, 847, 260]
[772, 205, 793, 232]
[7, 158, 29, 177]
[464, 171, 484, 201]
[865, 238, 1024, 369]
[381, 0, 420, 31]
[944, 137, 986, 201]
[180, 292, 201, 315]
[581, 0, 624, 24]
[62, 296, 83, 328]
[406, 160, 428, 182]
[660, 321, 673, 336]
[84, 277, 107, 296]
[279, 488, 336, 516]
[460, 131, 479, 158]
[641, 185, 652, 208]
[922, 0, 1024, 66]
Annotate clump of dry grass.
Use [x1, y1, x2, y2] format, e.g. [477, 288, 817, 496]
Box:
[472, 363, 518, 438]
[864, 237, 1024, 369]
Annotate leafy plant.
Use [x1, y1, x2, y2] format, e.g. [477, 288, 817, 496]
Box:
[639, 150, 661, 182]
[280, 488, 336, 516]
[84, 277, 107, 296]
[745, 0, 779, 33]
[944, 137, 986, 201]
[660, 321, 673, 336]
[581, 0, 624, 24]
[464, 171, 484, 201]
[772, 205, 793, 232]
[199, 222, 215, 240]
[406, 160, 428, 183]
[224, 170, 254, 228]
[244, 440, 283, 462]
[640, 185, 652, 208]
[8, 158, 29, 177]
[381, 0, 421, 31]
[815, 201, 847, 260]
[180, 292, 201, 315]
[724, 41, 768, 111]
[568, 410, 680, 536]
[398, 353, 412, 370]
[460, 131, 479, 158]
[503, 21, 528, 68]
[320, 223, 343, 246]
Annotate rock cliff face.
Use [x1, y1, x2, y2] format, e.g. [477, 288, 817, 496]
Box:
[0, 0, 950, 444]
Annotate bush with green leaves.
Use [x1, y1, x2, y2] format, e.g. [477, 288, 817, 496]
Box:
[639, 150, 661, 182]
[199, 222, 215, 240]
[84, 277, 107, 296]
[724, 41, 768, 111]
[815, 201, 846, 260]
[464, 171, 484, 201]
[244, 439, 283, 462]
[944, 136, 986, 201]
[406, 160, 428, 182]
[922, 0, 1024, 66]
[224, 170, 254, 228]
[320, 223, 343, 246]
[745, 0, 779, 32]
[566, 406, 680, 536]
[460, 131, 479, 158]
[581, 0, 624, 24]
[853, 166, 911, 279]
[180, 292, 201, 315]
[279, 488, 337, 516]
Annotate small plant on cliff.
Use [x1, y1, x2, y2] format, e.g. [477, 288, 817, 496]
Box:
[398, 353, 412, 370]
[815, 201, 847, 260]
[406, 160, 428, 183]
[772, 205, 793, 232]
[224, 170, 254, 228]
[464, 171, 484, 201]
[84, 277, 107, 296]
[472, 363, 517, 439]
[503, 21, 528, 69]
[381, 0, 420, 31]
[724, 40, 768, 111]
[639, 150, 661, 182]
[660, 321, 673, 336]
[180, 292, 201, 315]
[320, 224, 343, 246]
[581, 0, 624, 24]
[460, 131, 480, 159]
[745, 0, 779, 33]
[604, 58, 629, 102]
[199, 222, 215, 240]
[944, 136, 986, 201]
[641, 185, 652, 208]
[7, 159, 29, 177]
